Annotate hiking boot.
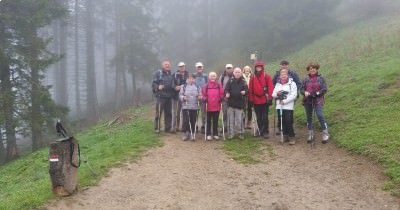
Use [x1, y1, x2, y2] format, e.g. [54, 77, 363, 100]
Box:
[213, 136, 220, 140]
[182, 132, 190, 141]
[307, 130, 314, 143]
[246, 122, 252, 129]
[289, 137, 296, 145]
[207, 136, 213, 141]
[284, 135, 290, 143]
[322, 129, 329, 142]
[276, 130, 281, 136]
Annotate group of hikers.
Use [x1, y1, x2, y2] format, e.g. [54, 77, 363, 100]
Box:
[152, 59, 329, 145]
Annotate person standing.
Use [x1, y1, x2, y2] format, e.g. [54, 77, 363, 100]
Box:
[242, 65, 252, 129]
[225, 67, 248, 139]
[272, 69, 297, 145]
[152, 60, 176, 133]
[301, 63, 330, 144]
[180, 73, 202, 141]
[194, 62, 208, 133]
[219, 64, 234, 132]
[172, 62, 188, 132]
[202, 72, 224, 140]
[248, 60, 274, 139]
[272, 60, 301, 135]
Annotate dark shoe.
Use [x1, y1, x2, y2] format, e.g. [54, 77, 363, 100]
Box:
[276, 131, 281, 135]
[284, 135, 290, 142]
[322, 140, 329, 144]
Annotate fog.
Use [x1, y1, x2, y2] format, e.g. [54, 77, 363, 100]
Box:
[0, 0, 398, 161]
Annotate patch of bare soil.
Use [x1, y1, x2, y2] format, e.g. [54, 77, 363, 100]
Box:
[45, 129, 400, 210]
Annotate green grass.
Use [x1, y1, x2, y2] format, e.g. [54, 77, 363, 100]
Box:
[279, 15, 400, 195]
[0, 107, 159, 210]
[223, 133, 274, 165]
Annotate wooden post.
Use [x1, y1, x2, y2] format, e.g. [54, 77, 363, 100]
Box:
[49, 137, 79, 196]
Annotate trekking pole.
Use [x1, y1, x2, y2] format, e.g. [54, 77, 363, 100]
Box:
[280, 108, 284, 144]
[311, 98, 316, 149]
[186, 100, 194, 140]
[193, 101, 200, 140]
[175, 100, 179, 132]
[157, 101, 161, 136]
[273, 101, 276, 136]
[204, 102, 208, 141]
[221, 103, 225, 140]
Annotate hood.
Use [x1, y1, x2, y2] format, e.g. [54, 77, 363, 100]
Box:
[254, 60, 265, 75]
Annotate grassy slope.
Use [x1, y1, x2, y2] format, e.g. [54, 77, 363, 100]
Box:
[0, 107, 159, 210]
[282, 15, 400, 195]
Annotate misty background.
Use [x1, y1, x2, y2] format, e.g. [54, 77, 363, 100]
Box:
[0, 0, 399, 163]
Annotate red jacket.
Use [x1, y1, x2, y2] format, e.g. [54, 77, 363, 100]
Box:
[248, 61, 274, 105]
[202, 81, 224, 111]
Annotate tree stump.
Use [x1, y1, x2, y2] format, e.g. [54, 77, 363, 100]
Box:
[49, 137, 79, 196]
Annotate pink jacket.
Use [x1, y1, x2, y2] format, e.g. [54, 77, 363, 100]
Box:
[202, 81, 224, 111]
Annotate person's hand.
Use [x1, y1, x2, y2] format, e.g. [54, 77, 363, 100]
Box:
[158, 84, 164, 90]
[226, 93, 230, 98]
[305, 91, 310, 97]
[240, 91, 245, 95]
[277, 90, 284, 96]
[267, 99, 273, 106]
[175, 86, 181, 91]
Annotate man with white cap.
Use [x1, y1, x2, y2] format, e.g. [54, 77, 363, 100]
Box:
[194, 62, 208, 133]
[172, 61, 188, 132]
[219, 64, 234, 132]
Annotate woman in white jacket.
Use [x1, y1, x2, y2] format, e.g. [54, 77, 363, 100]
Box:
[272, 69, 297, 145]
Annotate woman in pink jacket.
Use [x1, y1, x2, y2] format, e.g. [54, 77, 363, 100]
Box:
[202, 72, 224, 140]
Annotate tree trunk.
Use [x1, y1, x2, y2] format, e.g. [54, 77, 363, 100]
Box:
[85, 0, 98, 120]
[74, 0, 81, 117]
[114, 1, 123, 111]
[0, 129, 5, 164]
[31, 60, 43, 151]
[49, 137, 79, 196]
[0, 58, 18, 160]
[58, 10, 68, 106]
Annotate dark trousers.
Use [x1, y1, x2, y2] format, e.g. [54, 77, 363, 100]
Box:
[254, 103, 269, 135]
[276, 109, 281, 132]
[154, 97, 172, 132]
[246, 100, 253, 123]
[182, 109, 198, 133]
[206, 111, 220, 136]
[281, 109, 295, 137]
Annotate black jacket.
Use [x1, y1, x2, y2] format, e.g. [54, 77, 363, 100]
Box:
[152, 69, 175, 98]
[225, 77, 248, 109]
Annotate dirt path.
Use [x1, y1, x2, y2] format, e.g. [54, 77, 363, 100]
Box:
[46, 130, 400, 210]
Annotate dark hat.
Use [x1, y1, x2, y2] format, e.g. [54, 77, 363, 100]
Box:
[280, 60, 289, 65]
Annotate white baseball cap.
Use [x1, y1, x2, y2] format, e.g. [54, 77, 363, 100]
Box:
[225, 64, 233, 68]
[195, 62, 204, 67]
[177, 62, 185, 67]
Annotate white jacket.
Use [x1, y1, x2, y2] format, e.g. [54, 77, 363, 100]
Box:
[272, 78, 297, 110]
